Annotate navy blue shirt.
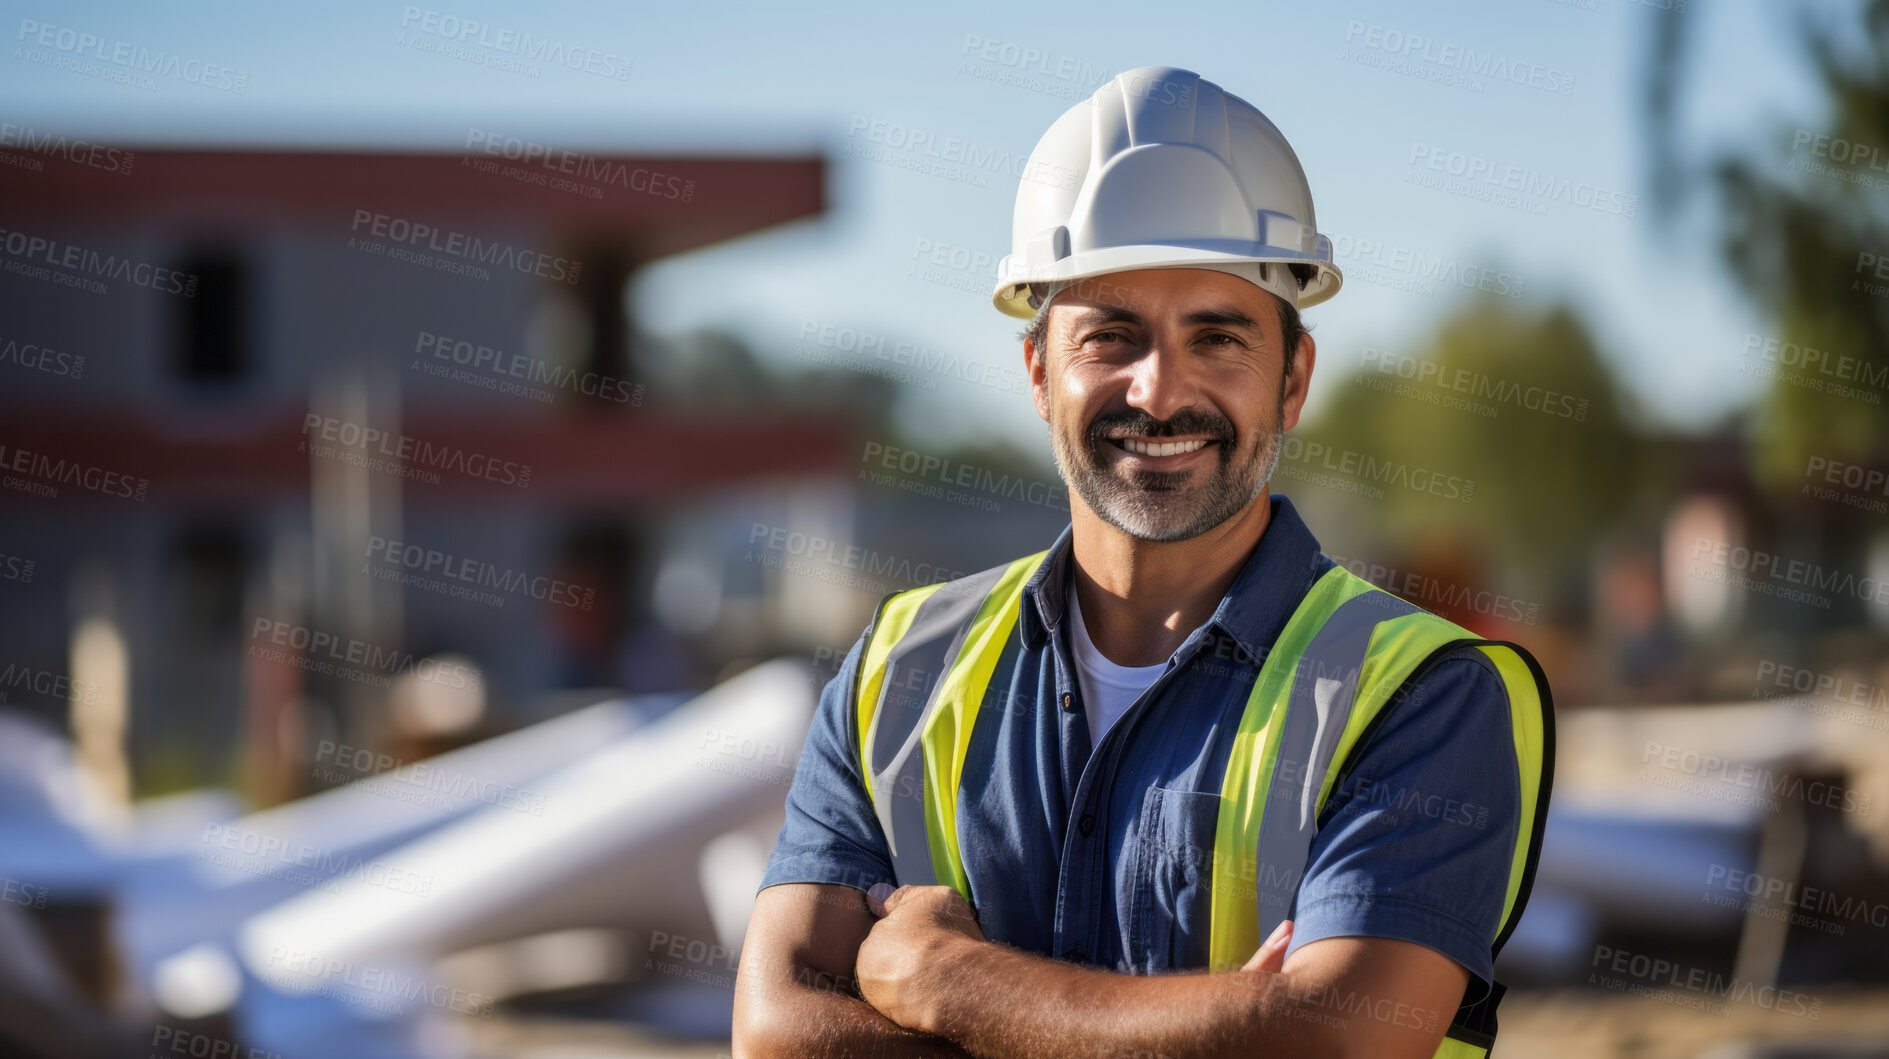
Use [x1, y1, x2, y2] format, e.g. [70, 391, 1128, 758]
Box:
[759, 493, 1520, 996]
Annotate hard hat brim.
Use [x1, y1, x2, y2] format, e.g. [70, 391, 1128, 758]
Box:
[991, 242, 1343, 320]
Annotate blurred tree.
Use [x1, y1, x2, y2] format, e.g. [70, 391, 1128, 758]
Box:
[651, 325, 901, 436]
[931, 435, 1060, 484]
[1643, 0, 1889, 489]
[1300, 294, 1663, 589]
[660, 326, 772, 408]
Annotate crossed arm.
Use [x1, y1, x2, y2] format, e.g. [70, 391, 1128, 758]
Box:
[731, 881, 1468, 1059]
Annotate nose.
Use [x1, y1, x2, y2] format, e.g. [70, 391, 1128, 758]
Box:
[1122, 331, 1200, 426]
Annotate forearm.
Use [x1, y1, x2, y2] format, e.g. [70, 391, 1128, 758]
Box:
[926, 939, 1340, 1059]
[735, 974, 974, 1058]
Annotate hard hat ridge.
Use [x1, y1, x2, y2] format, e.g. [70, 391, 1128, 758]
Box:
[992, 65, 1341, 320]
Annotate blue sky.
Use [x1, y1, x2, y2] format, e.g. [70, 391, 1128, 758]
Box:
[0, 0, 1840, 451]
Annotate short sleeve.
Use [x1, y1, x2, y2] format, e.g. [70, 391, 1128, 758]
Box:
[1285, 648, 1522, 1001]
[756, 626, 897, 897]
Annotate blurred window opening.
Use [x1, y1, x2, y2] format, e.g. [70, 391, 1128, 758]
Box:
[547, 520, 687, 692]
[171, 245, 251, 383]
[171, 523, 249, 645]
[572, 243, 632, 404]
[150, 521, 251, 792]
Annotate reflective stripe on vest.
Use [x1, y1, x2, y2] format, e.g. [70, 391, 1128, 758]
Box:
[852, 554, 1553, 1059]
[1212, 574, 1425, 962]
[856, 551, 1045, 897]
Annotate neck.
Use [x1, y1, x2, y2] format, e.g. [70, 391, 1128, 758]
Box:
[1067, 490, 1273, 667]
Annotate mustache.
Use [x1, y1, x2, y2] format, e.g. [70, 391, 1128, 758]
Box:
[1087, 408, 1234, 445]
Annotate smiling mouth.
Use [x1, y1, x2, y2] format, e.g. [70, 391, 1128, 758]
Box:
[1102, 436, 1218, 458]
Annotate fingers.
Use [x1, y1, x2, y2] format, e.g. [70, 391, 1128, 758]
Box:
[867, 881, 897, 918]
[1241, 919, 1294, 974]
[867, 883, 967, 920]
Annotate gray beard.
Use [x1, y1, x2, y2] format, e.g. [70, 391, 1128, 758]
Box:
[1050, 403, 1284, 543]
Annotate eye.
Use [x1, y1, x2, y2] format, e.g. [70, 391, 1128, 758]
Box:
[1199, 333, 1239, 347]
[1084, 330, 1128, 346]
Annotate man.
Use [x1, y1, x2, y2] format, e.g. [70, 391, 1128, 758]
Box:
[733, 66, 1552, 1058]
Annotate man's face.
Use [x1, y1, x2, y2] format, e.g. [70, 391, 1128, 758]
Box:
[1024, 268, 1315, 542]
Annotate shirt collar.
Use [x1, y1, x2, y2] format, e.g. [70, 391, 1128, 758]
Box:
[1017, 493, 1330, 664]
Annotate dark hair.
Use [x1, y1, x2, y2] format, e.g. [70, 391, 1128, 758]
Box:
[1019, 262, 1317, 373]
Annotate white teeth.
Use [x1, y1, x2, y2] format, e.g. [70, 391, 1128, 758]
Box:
[1120, 438, 1208, 457]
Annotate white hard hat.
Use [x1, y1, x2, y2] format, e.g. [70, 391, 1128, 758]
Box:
[992, 65, 1342, 320]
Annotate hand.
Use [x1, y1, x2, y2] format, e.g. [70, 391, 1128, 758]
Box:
[856, 883, 987, 1034]
[1241, 919, 1294, 974]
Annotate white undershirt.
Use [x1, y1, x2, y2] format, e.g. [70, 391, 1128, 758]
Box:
[1065, 577, 1176, 751]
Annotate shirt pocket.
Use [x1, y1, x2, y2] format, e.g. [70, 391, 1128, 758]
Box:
[1127, 785, 1223, 972]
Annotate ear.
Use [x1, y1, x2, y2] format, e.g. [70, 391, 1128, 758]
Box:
[1025, 332, 1052, 424]
[1280, 332, 1316, 433]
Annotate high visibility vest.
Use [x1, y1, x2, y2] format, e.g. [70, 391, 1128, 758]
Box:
[851, 549, 1554, 1059]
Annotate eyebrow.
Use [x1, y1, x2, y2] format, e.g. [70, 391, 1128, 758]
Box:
[1071, 304, 1262, 332]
